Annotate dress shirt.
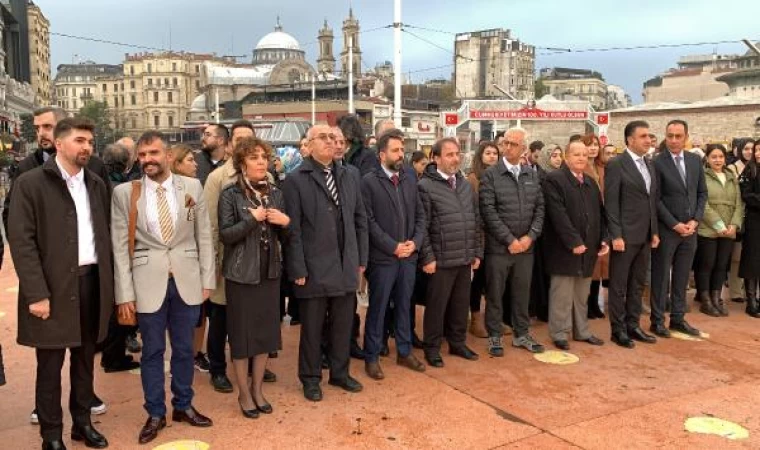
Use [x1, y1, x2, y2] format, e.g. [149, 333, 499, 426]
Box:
[625, 148, 651, 193]
[437, 169, 456, 189]
[503, 157, 521, 179]
[669, 149, 687, 182]
[56, 156, 97, 266]
[145, 174, 178, 243]
[381, 165, 399, 181]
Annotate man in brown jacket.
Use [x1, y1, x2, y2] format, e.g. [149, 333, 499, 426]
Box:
[9, 117, 114, 450]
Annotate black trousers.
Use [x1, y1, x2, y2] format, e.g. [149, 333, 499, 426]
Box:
[608, 242, 650, 334]
[100, 311, 136, 368]
[470, 262, 486, 313]
[423, 265, 471, 355]
[652, 230, 697, 325]
[36, 269, 100, 442]
[299, 294, 353, 385]
[695, 236, 733, 291]
[206, 302, 227, 377]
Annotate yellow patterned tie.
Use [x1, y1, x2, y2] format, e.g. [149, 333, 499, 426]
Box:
[156, 186, 174, 244]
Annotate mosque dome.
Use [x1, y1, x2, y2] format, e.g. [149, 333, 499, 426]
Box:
[255, 31, 301, 51]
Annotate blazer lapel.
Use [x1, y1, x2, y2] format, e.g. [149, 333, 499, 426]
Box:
[171, 176, 186, 245]
[621, 152, 648, 194]
[664, 152, 688, 193]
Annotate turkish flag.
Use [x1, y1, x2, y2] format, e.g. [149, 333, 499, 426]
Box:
[596, 114, 609, 125]
[445, 114, 458, 126]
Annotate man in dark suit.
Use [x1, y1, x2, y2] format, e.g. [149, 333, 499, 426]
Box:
[651, 119, 708, 337]
[284, 124, 368, 402]
[361, 129, 426, 379]
[605, 121, 660, 348]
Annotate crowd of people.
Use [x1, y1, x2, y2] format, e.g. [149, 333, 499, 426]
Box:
[1, 106, 760, 449]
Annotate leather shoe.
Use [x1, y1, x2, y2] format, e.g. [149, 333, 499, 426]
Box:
[238, 400, 259, 419]
[670, 320, 700, 337]
[350, 340, 365, 360]
[412, 334, 424, 349]
[611, 332, 635, 349]
[71, 423, 108, 448]
[254, 399, 273, 414]
[102, 355, 140, 373]
[211, 373, 234, 393]
[263, 369, 277, 383]
[397, 354, 425, 372]
[171, 406, 213, 427]
[578, 335, 604, 346]
[449, 345, 479, 361]
[303, 383, 323, 402]
[328, 376, 363, 393]
[425, 353, 444, 368]
[628, 326, 657, 344]
[365, 361, 385, 380]
[138, 416, 166, 445]
[42, 440, 67, 450]
[650, 323, 671, 338]
[553, 340, 570, 350]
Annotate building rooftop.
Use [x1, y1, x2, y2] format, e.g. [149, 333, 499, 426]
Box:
[611, 95, 760, 112]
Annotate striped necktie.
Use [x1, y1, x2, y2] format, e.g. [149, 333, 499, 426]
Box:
[324, 167, 339, 206]
[156, 185, 174, 244]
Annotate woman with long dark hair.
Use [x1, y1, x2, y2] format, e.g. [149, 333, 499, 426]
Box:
[739, 141, 760, 318]
[727, 138, 754, 302]
[582, 134, 609, 319]
[467, 141, 499, 337]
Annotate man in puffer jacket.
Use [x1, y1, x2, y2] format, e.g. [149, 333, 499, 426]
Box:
[418, 138, 482, 368]
[480, 127, 545, 357]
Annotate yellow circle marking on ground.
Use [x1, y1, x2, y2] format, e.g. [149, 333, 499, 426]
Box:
[0, 311, 5, 319]
[533, 351, 579, 365]
[152, 440, 210, 450]
[130, 361, 170, 375]
[5, 286, 18, 293]
[685, 417, 749, 440]
[670, 331, 703, 342]
[699, 331, 710, 339]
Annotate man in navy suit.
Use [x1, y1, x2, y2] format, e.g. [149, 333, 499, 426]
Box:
[651, 119, 708, 337]
[361, 129, 427, 380]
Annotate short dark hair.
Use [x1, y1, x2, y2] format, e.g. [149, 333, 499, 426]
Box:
[431, 138, 459, 158]
[53, 116, 95, 140]
[568, 134, 582, 143]
[208, 123, 229, 144]
[411, 150, 427, 164]
[528, 140, 544, 152]
[230, 119, 255, 138]
[337, 114, 366, 146]
[624, 120, 649, 147]
[34, 106, 67, 121]
[136, 130, 166, 149]
[103, 143, 130, 173]
[376, 129, 405, 153]
[494, 131, 506, 141]
[666, 119, 689, 135]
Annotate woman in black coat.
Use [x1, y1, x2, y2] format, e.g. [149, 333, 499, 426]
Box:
[738, 145, 760, 318]
[218, 137, 290, 418]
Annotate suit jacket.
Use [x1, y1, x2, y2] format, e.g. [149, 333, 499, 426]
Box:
[283, 157, 368, 298]
[653, 150, 708, 230]
[361, 167, 425, 265]
[604, 150, 658, 245]
[111, 174, 215, 313]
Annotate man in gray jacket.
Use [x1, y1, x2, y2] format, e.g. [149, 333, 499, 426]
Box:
[480, 127, 545, 356]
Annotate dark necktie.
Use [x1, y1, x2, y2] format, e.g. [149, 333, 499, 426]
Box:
[675, 155, 687, 185]
[324, 167, 339, 205]
[447, 176, 456, 190]
[391, 173, 399, 187]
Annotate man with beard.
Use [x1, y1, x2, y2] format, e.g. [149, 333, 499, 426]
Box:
[9, 117, 114, 450]
[361, 129, 426, 379]
[112, 131, 215, 444]
[3, 106, 109, 424]
[196, 124, 229, 185]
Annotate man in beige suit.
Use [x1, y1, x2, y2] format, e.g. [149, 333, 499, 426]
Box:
[112, 131, 215, 445]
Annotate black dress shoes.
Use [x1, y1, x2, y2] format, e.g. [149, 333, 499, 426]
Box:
[577, 336, 604, 346]
[303, 383, 323, 402]
[611, 332, 635, 349]
[449, 345, 479, 360]
[138, 416, 166, 445]
[628, 327, 657, 344]
[650, 323, 671, 338]
[171, 406, 213, 427]
[553, 340, 570, 350]
[71, 423, 108, 448]
[425, 353, 444, 368]
[254, 399, 273, 414]
[365, 361, 385, 380]
[397, 354, 426, 372]
[42, 440, 67, 450]
[670, 320, 700, 337]
[211, 373, 234, 393]
[328, 376, 363, 393]
[238, 399, 259, 419]
[102, 355, 140, 373]
[263, 369, 277, 383]
[350, 340, 365, 360]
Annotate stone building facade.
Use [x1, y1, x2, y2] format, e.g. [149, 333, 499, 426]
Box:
[53, 63, 123, 116]
[26, 1, 50, 106]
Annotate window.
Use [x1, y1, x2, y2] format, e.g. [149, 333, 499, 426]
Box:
[103, 98, 108, 107]
[121, 96, 124, 107]
[195, 80, 200, 90]
[154, 92, 159, 103]
[172, 62, 177, 72]
[154, 115, 160, 127]
[147, 63, 152, 73]
[167, 92, 173, 103]
[131, 118, 137, 129]
[195, 65, 200, 74]
[173, 77, 178, 87]
[130, 65, 134, 75]
[168, 116, 174, 127]
[72, 87, 77, 96]
[114, 83, 118, 92]
[164, 78, 169, 86]
[131, 94, 136, 105]
[102, 84, 107, 92]
[73, 99, 77, 109]
[148, 78, 153, 86]
[130, 80, 135, 89]
[401, 117, 411, 128]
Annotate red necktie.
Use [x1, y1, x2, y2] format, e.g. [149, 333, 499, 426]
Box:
[391, 174, 399, 187]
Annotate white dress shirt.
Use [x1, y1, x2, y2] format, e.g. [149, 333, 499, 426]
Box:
[669, 149, 687, 182]
[437, 169, 455, 188]
[625, 148, 651, 193]
[381, 165, 398, 181]
[503, 157, 521, 179]
[56, 156, 97, 266]
[145, 174, 178, 243]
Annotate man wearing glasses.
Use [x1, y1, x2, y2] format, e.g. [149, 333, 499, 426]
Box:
[196, 124, 230, 185]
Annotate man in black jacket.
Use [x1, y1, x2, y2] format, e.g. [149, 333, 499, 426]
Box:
[480, 127, 545, 356]
[361, 129, 426, 379]
[195, 124, 229, 185]
[418, 138, 482, 368]
[338, 114, 380, 176]
[651, 119, 708, 337]
[543, 142, 607, 350]
[605, 121, 660, 348]
[284, 124, 368, 402]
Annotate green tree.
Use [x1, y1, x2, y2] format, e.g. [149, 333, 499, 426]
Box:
[534, 78, 549, 99]
[78, 101, 124, 153]
[20, 113, 36, 143]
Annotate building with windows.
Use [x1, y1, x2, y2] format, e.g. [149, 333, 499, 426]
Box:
[26, 0, 49, 106]
[539, 67, 609, 110]
[0, 0, 35, 134]
[53, 62, 122, 116]
[454, 28, 535, 100]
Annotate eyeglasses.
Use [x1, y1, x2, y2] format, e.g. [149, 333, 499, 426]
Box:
[202, 132, 218, 138]
[311, 133, 337, 142]
[502, 140, 521, 148]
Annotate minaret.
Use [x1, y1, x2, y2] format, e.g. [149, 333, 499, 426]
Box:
[340, 8, 361, 78]
[317, 19, 335, 75]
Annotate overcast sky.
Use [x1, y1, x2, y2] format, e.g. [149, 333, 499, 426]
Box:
[36, 0, 759, 104]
